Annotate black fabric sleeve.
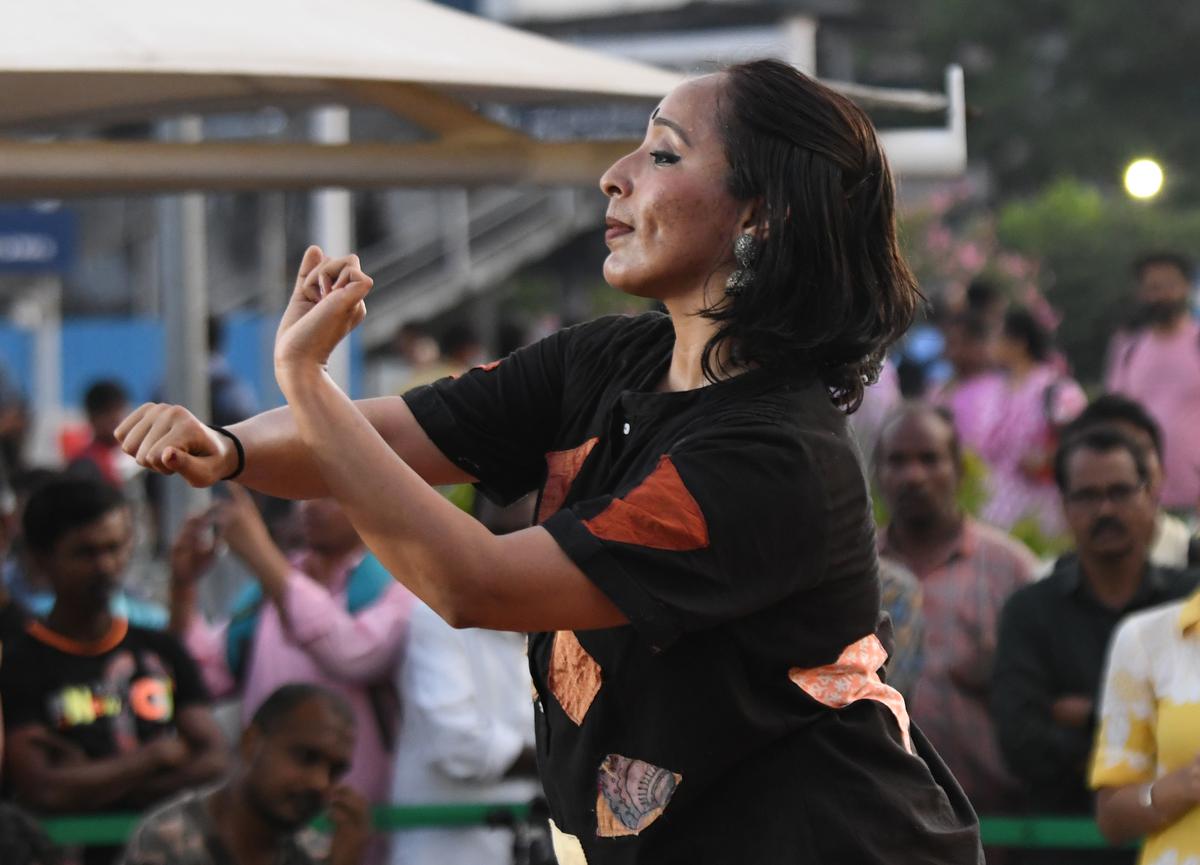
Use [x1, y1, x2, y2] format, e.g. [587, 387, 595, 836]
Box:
[0, 644, 46, 731]
[402, 325, 571, 505]
[153, 632, 210, 710]
[991, 590, 1092, 785]
[543, 424, 829, 651]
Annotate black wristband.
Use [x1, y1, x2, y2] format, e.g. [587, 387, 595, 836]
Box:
[207, 425, 246, 481]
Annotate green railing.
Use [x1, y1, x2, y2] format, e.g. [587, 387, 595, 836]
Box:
[40, 807, 1124, 850]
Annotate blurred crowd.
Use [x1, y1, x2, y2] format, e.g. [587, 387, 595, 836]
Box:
[0, 252, 1197, 865]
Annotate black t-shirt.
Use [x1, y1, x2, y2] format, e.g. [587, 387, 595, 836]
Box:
[0, 598, 27, 660]
[404, 313, 982, 864]
[0, 617, 208, 779]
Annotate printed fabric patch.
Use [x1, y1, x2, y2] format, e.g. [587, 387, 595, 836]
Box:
[547, 630, 602, 726]
[788, 633, 913, 754]
[584, 455, 709, 552]
[538, 437, 600, 524]
[595, 754, 682, 838]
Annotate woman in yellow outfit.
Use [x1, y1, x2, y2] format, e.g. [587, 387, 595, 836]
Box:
[1092, 588, 1200, 864]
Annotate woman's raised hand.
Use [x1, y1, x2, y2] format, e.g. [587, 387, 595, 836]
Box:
[115, 403, 237, 487]
[274, 245, 373, 385]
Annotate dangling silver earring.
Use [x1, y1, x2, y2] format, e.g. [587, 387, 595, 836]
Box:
[725, 233, 759, 296]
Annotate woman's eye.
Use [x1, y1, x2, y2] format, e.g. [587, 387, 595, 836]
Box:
[650, 150, 680, 166]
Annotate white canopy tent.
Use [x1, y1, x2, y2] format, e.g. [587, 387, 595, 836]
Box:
[0, 0, 965, 196]
[0, 0, 967, 544]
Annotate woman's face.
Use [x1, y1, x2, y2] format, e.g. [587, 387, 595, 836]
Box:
[996, 333, 1025, 370]
[598, 74, 752, 302]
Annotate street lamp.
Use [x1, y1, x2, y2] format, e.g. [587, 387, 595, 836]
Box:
[1124, 158, 1164, 200]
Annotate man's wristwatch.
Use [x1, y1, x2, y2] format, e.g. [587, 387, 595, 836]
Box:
[1138, 781, 1158, 813]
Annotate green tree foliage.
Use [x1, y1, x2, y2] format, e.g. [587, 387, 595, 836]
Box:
[858, 0, 1200, 202]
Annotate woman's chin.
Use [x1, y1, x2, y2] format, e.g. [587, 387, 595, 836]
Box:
[603, 263, 656, 299]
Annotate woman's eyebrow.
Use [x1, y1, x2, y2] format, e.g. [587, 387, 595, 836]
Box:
[649, 108, 692, 147]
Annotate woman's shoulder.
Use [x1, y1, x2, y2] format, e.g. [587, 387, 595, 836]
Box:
[557, 311, 671, 387]
[674, 386, 859, 478]
[560, 310, 669, 349]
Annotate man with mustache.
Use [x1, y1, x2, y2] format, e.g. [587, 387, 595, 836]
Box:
[1105, 252, 1200, 517]
[992, 426, 1199, 864]
[876, 403, 1038, 816]
[121, 683, 370, 865]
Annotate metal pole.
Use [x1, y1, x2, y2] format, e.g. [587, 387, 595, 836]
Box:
[258, 191, 287, 407]
[310, 107, 354, 393]
[158, 116, 210, 541]
[11, 277, 62, 467]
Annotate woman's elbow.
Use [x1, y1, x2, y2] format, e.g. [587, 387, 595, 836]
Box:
[428, 580, 485, 630]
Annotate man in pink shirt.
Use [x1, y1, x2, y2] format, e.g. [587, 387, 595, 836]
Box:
[1106, 252, 1200, 514]
[169, 486, 413, 805]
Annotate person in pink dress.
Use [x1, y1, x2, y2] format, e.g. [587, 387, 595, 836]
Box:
[931, 309, 1006, 459]
[981, 307, 1087, 538]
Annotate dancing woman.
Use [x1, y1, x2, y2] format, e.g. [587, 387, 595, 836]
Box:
[119, 60, 982, 863]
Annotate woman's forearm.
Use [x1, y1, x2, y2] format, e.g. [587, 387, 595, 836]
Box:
[279, 369, 501, 625]
[230, 397, 472, 499]
[1096, 774, 1199, 844]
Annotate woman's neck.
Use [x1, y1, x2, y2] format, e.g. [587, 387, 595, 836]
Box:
[1006, 354, 1037, 383]
[660, 294, 742, 392]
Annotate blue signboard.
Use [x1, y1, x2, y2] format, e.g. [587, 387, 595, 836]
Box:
[0, 207, 78, 273]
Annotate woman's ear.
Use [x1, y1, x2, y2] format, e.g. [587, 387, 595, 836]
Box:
[736, 197, 769, 241]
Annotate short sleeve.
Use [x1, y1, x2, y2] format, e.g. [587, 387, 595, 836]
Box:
[1089, 617, 1157, 789]
[153, 632, 210, 711]
[403, 326, 570, 505]
[0, 642, 46, 731]
[542, 426, 831, 651]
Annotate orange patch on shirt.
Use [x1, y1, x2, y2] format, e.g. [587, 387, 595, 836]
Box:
[583, 456, 708, 552]
[538, 437, 599, 524]
[788, 634, 913, 754]
[548, 630, 602, 726]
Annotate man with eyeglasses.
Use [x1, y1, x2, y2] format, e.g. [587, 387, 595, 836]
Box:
[992, 426, 1199, 864]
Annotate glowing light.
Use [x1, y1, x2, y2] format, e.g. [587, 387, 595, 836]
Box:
[1124, 158, 1164, 199]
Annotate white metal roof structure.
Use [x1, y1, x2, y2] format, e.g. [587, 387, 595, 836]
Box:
[0, 0, 965, 197]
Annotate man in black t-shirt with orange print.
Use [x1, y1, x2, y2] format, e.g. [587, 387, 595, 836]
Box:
[0, 477, 226, 865]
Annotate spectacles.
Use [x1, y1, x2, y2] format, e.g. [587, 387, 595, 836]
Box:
[1064, 482, 1146, 509]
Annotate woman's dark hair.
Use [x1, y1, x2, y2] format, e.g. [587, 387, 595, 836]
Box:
[1002, 306, 1052, 363]
[708, 58, 920, 412]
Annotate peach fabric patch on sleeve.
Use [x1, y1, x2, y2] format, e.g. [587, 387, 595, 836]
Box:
[550, 819, 590, 865]
[788, 634, 913, 754]
[548, 630, 603, 726]
[538, 437, 600, 524]
[583, 455, 709, 552]
[595, 754, 682, 838]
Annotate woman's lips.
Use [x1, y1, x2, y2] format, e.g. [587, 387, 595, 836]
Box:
[605, 218, 633, 242]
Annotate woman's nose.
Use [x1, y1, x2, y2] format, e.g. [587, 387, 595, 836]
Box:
[599, 150, 635, 199]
